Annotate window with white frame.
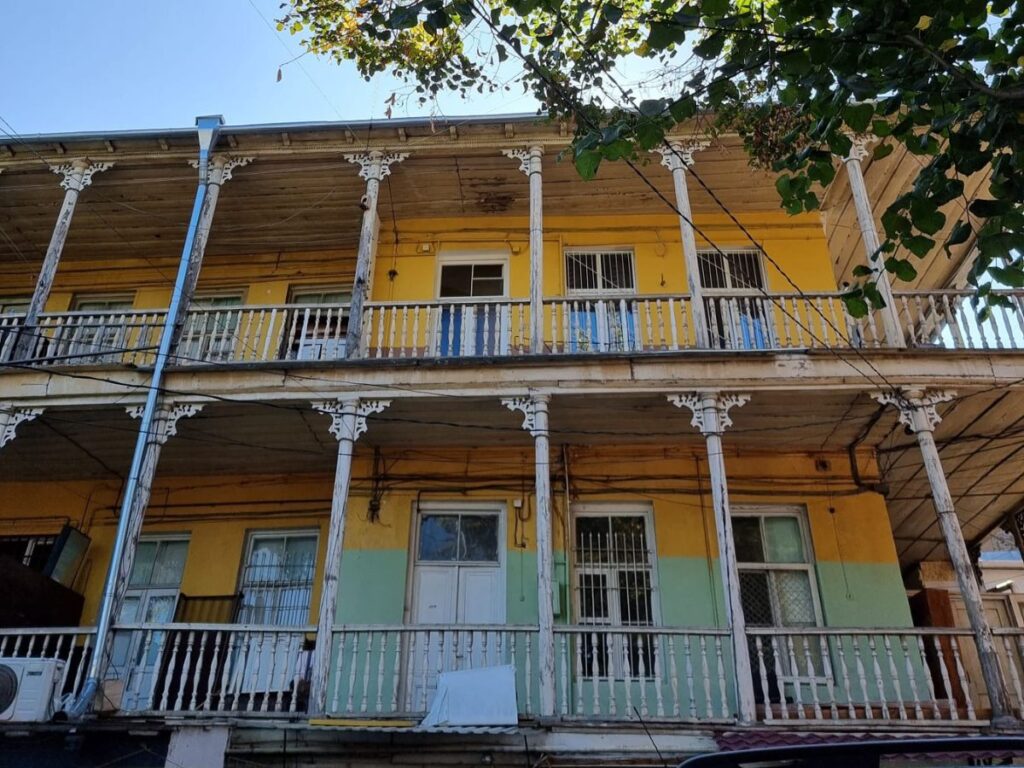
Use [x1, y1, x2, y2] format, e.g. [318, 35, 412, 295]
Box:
[734, 507, 825, 681]
[572, 508, 657, 679]
[285, 285, 350, 360]
[237, 531, 318, 626]
[565, 249, 636, 296]
[697, 249, 766, 293]
[438, 261, 506, 299]
[0, 534, 57, 572]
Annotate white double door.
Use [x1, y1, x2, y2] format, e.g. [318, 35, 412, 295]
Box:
[407, 506, 506, 709]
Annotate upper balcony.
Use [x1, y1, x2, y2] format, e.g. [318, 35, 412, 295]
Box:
[2, 288, 1024, 370]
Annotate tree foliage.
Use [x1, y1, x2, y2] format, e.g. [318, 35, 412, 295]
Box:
[282, 0, 1024, 314]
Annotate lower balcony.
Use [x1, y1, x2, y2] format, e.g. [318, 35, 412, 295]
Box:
[2, 289, 1023, 368]
[4, 623, 1020, 727]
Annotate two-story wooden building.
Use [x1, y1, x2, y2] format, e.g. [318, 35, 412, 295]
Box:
[1, 113, 1023, 767]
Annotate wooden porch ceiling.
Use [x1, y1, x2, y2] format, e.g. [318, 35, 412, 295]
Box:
[3, 386, 1021, 568]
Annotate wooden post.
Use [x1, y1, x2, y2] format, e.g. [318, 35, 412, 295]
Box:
[308, 397, 391, 716]
[656, 142, 710, 348]
[0, 404, 44, 449]
[873, 389, 1013, 724]
[503, 394, 556, 716]
[503, 147, 545, 353]
[344, 152, 407, 358]
[844, 140, 905, 348]
[13, 159, 113, 360]
[669, 392, 757, 724]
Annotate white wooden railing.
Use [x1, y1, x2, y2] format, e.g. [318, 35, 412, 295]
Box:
[554, 626, 733, 721]
[749, 627, 993, 724]
[326, 625, 539, 717]
[0, 627, 96, 705]
[1, 290, 1023, 368]
[110, 623, 313, 716]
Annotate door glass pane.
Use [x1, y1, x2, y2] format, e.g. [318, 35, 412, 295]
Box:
[733, 517, 764, 563]
[440, 265, 473, 298]
[150, 540, 189, 586]
[618, 570, 653, 626]
[739, 570, 774, 626]
[579, 573, 608, 620]
[129, 542, 158, 587]
[459, 515, 498, 562]
[610, 516, 647, 563]
[575, 516, 610, 563]
[119, 595, 141, 623]
[774, 571, 816, 626]
[284, 536, 318, 577]
[419, 515, 459, 561]
[764, 516, 805, 563]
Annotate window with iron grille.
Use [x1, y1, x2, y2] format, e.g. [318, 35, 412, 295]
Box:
[565, 250, 636, 296]
[734, 507, 826, 681]
[572, 508, 657, 679]
[237, 531, 318, 626]
[698, 249, 766, 293]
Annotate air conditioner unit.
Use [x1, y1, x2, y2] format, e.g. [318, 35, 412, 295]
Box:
[0, 659, 65, 722]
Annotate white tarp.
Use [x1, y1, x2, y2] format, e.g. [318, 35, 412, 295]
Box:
[419, 665, 518, 728]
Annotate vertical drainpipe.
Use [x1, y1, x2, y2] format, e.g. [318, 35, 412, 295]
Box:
[68, 115, 224, 718]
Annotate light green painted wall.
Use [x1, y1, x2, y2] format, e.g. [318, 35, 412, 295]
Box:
[338, 549, 408, 624]
[815, 561, 913, 627]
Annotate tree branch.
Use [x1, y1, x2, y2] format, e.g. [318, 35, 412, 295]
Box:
[901, 34, 1024, 102]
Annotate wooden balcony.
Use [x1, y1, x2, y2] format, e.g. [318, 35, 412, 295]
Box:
[2, 290, 1023, 369]
[3, 622, 1019, 726]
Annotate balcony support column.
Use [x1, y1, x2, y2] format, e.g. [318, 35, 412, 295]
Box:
[656, 142, 710, 348]
[308, 397, 391, 716]
[503, 147, 545, 353]
[669, 391, 756, 724]
[873, 388, 1014, 725]
[344, 152, 407, 358]
[0, 404, 43, 449]
[503, 393, 555, 715]
[13, 159, 113, 361]
[844, 140, 905, 348]
[172, 155, 252, 349]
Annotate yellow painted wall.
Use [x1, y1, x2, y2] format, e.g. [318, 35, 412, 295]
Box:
[2, 212, 833, 312]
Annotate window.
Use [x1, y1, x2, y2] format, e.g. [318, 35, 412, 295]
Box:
[436, 258, 509, 356]
[565, 250, 636, 296]
[0, 534, 56, 572]
[0, 298, 29, 314]
[417, 513, 500, 563]
[285, 286, 350, 361]
[734, 507, 824, 682]
[439, 262, 506, 299]
[237, 531, 318, 626]
[64, 294, 135, 361]
[572, 508, 657, 679]
[698, 249, 766, 293]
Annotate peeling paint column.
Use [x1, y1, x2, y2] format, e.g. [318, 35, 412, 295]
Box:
[669, 391, 756, 724]
[502, 147, 545, 353]
[308, 397, 391, 715]
[844, 139, 905, 348]
[656, 142, 710, 348]
[13, 159, 113, 360]
[344, 152, 407, 358]
[503, 393, 555, 716]
[873, 389, 1012, 724]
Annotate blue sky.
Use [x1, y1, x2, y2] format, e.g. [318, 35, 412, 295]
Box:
[1, 0, 540, 137]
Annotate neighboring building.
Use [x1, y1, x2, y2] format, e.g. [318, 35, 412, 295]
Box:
[0, 114, 1021, 766]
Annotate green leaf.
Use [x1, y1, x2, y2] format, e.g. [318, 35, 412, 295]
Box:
[909, 197, 946, 235]
[574, 149, 602, 180]
[843, 103, 874, 133]
[969, 198, 1009, 218]
[904, 234, 936, 257]
[885, 257, 919, 282]
[647, 21, 686, 49]
[842, 293, 870, 318]
[873, 143, 894, 161]
[945, 220, 973, 250]
[852, 265, 874, 277]
[990, 266, 1024, 288]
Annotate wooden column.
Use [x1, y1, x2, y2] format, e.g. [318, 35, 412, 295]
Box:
[344, 152, 407, 358]
[503, 393, 555, 715]
[13, 159, 113, 360]
[503, 147, 545, 353]
[0, 404, 43, 450]
[308, 397, 391, 716]
[669, 392, 756, 724]
[104, 404, 204, 628]
[844, 140, 905, 348]
[656, 142, 710, 348]
[873, 389, 1013, 723]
